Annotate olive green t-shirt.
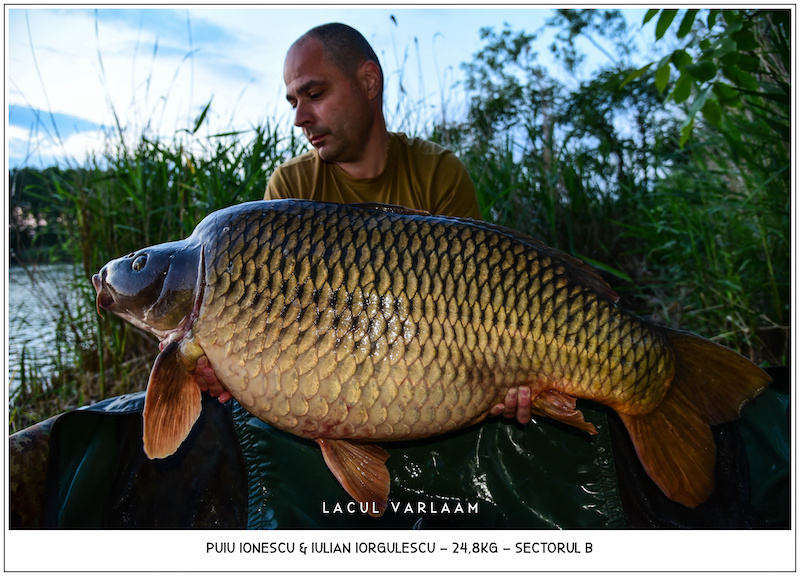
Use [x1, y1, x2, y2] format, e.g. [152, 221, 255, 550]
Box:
[264, 132, 482, 220]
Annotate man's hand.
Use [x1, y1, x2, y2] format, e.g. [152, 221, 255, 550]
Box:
[195, 355, 232, 403]
[489, 386, 532, 424]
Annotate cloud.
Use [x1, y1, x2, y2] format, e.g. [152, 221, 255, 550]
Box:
[8, 122, 110, 169]
[9, 7, 649, 170]
[8, 9, 290, 148]
[8, 103, 109, 168]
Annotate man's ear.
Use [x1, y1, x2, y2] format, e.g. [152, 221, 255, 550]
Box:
[361, 60, 382, 100]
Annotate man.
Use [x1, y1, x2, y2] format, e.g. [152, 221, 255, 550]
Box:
[198, 22, 531, 423]
[271, 22, 530, 419]
[264, 22, 481, 219]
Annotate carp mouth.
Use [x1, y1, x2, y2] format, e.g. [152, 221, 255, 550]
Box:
[92, 247, 206, 347]
[92, 273, 115, 317]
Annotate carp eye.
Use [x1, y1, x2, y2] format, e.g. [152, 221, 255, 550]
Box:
[132, 254, 148, 271]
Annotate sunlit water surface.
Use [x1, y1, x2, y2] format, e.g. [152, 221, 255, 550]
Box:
[8, 264, 86, 392]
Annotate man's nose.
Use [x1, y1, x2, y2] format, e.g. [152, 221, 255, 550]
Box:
[294, 101, 312, 127]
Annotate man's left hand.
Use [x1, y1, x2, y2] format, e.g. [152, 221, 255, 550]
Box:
[489, 387, 532, 424]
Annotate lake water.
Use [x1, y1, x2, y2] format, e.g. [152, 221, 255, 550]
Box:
[7, 264, 86, 390]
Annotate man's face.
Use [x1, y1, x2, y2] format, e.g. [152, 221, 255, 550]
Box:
[284, 38, 373, 164]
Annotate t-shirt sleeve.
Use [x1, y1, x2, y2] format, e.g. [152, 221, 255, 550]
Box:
[427, 152, 483, 220]
[265, 153, 324, 202]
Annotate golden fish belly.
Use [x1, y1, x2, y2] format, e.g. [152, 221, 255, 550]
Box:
[199, 337, 496, 440]
[192, 202, 674, 441]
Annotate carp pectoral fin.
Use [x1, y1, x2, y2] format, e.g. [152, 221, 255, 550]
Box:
[142, 340, 202, 459]
[531, 390, 598, 435]
[316, 439, 390, 517]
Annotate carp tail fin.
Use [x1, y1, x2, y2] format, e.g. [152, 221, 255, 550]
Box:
[316, 439, 390, 517]
[143, 340, 202, 459]
[618, 330, 770, 508]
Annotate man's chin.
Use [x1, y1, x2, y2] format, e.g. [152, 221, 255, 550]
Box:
[315, 146, 339, 163]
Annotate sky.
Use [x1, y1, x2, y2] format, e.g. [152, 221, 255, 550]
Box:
[7, 6, 653, 170]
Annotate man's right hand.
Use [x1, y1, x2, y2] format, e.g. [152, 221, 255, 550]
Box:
[195, 355, 232, 403]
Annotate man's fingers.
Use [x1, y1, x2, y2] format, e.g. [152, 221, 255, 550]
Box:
[193, 355, 230, 402]
[516, 386, 532, 424]
[489, 403, 506, 417]
[502, 388, 518, 419]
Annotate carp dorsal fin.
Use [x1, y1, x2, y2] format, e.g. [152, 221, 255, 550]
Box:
[316, 438, 390, 517]
[142, 340, 202, 459]
[459, 219, 620, 304]
[530, 390, 598, 435]
[350, 202, 430, 216]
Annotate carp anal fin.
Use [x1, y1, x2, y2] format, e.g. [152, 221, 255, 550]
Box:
[530, 390, 598, 435]
[618, 329, 771, 508]
[143, 340, 202, 459]
[316, 439, 390, 517]
[618, 387, 715, 508]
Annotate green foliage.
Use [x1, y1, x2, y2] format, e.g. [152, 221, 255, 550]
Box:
[456, 20, 678, 264]
[627, 9, 789, 147]
[628, 10, 790, 362]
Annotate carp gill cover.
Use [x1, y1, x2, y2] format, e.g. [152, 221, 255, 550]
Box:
[92, 200, 770, 517]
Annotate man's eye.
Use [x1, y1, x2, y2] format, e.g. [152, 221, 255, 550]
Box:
[309, 92, 322, 100]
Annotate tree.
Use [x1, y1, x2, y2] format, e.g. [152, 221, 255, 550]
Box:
[627, 9, 790, 148]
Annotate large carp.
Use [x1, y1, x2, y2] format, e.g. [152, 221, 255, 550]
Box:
[92, 200, 770, 516]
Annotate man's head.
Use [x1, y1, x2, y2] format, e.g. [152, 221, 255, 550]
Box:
[284, 23, 386, 168]
[293, 23, 384, 99]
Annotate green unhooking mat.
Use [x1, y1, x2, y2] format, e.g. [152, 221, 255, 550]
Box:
[8, 367, 789, 529]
